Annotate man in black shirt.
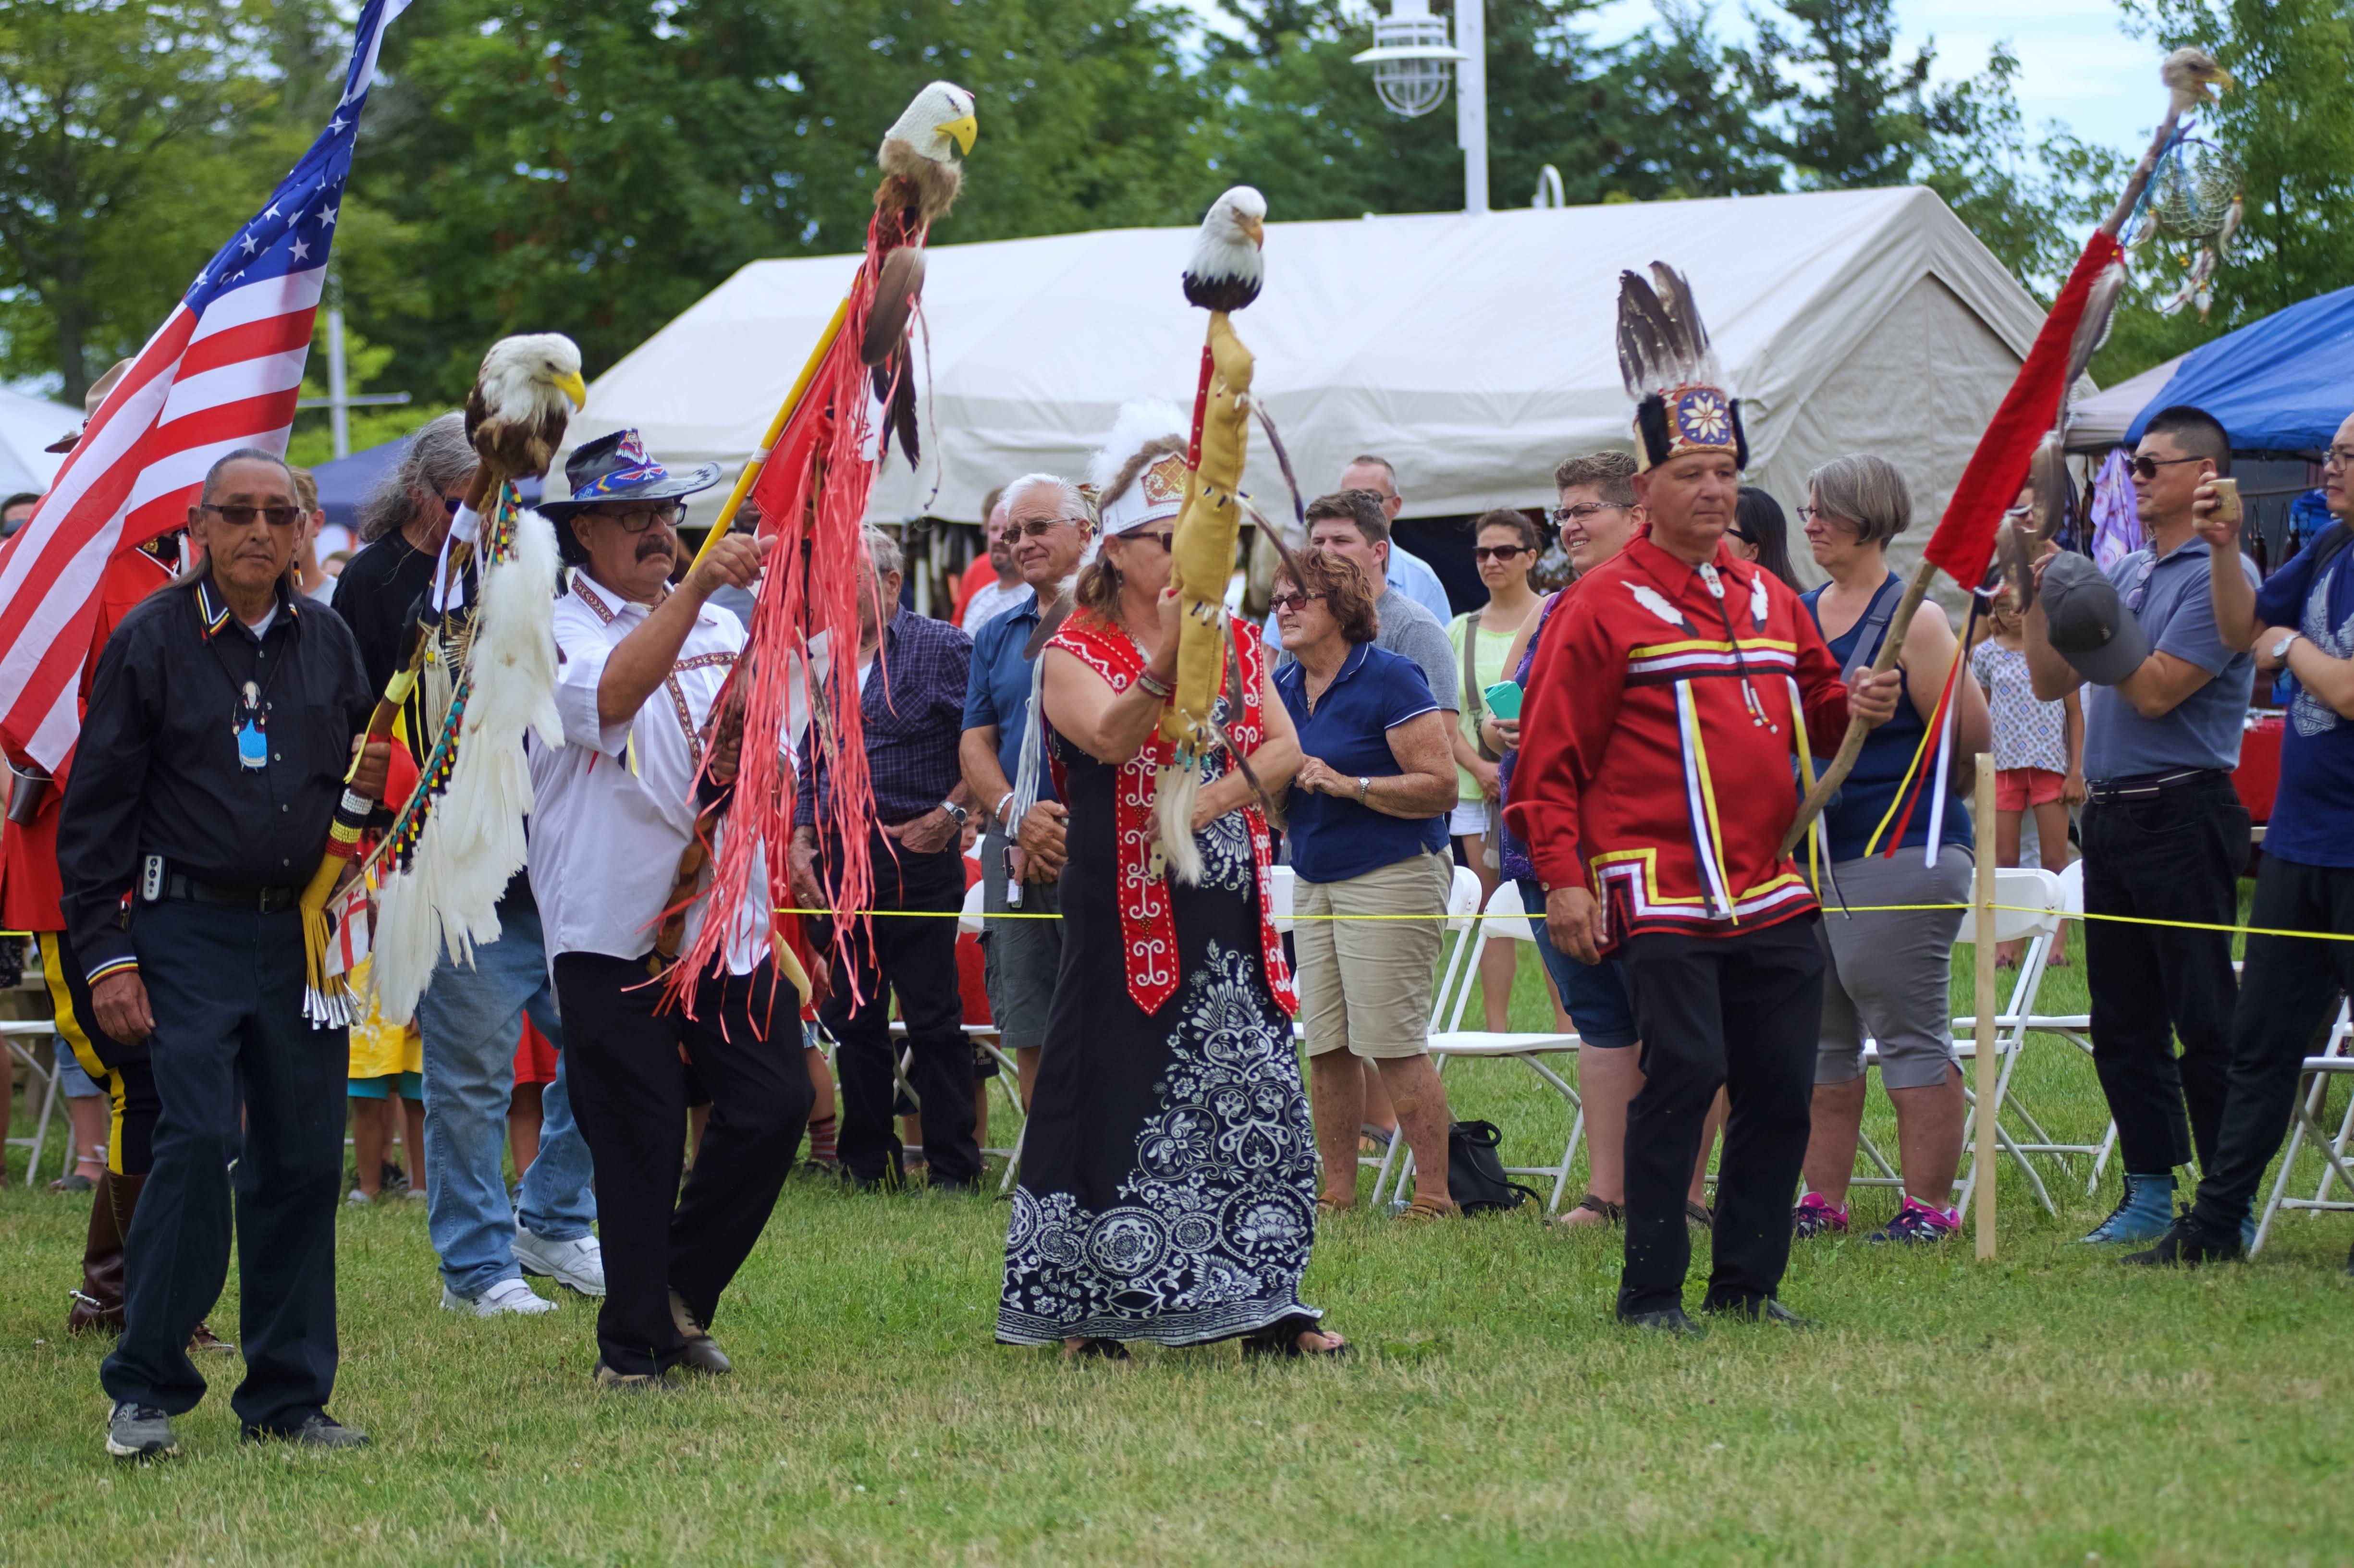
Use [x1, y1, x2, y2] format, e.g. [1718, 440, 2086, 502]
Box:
[63, 449, 385, 1460]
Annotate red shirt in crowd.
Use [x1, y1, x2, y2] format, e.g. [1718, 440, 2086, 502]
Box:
[1504, 529, 1853, 951]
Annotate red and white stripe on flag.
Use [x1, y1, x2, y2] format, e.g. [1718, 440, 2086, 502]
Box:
[327, 878, 372, 980]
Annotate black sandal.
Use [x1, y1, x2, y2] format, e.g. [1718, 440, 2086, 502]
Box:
[1551, 1193, 1623, 1226]
[1241, 1314, 1348, 1360]
[1063, 1337, 1131, 1362]
[1686, 1200, 1715, 1230]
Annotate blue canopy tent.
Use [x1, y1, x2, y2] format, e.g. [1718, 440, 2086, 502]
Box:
[2124, 284, 2354, 454]
[309, 431, 539, 531]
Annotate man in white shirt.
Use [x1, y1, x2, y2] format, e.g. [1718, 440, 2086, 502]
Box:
[529, 430, 809, 1391]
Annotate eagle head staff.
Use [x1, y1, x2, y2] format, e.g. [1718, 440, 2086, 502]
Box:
[466, 331, 586, 480]
[877, 82, 977, 227]
[2160, 46, 2233, 115]
[1182, 185, 1267, 314]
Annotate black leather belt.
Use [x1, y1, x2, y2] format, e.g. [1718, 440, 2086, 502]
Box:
[2085, 767, 2223, 804]
[159, 872, 302, 913]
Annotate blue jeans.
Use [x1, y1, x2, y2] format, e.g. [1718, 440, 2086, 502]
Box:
[1514, 878, 1640, 1049]
[413, 902, 596, 1298]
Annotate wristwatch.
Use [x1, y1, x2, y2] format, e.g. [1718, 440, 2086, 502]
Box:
[941, 800, 969, 828]
[1356, 776, 1371, 805]
[2270, 631, 2301, 662]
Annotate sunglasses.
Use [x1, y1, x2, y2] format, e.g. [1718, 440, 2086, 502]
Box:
[2129, 454, 2206, 480]
[200, 503, 302, 530]
[1120, 529, 1174, 551]
[1473, 544, 1528, 563]
[1268, 590, 1324, 613]
[588, 502, 685, 534]
[1006, 514, 1089, 539]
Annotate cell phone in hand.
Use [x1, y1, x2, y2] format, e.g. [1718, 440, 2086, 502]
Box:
[1483, 681, 1524, 721]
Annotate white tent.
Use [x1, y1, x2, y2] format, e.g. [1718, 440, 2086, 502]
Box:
[573, 186, 2061, 585]
[0, 387, 78, 499]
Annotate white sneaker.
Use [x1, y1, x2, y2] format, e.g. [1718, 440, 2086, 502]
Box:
[440, 1277, 557, 1317]
[513, 1225, 606, 1298]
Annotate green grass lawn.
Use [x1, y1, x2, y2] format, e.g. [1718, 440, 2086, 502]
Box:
[3, 931, 2351, 1565]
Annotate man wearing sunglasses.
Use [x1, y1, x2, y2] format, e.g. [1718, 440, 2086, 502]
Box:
[2023, 403, 2258, 1248]
[63, 448, 387, 1457]
[2124, 412, 2354, 1270]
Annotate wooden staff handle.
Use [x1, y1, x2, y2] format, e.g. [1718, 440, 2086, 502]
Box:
[686, 294, 851, 576]
[1778, 555, 1937, 858]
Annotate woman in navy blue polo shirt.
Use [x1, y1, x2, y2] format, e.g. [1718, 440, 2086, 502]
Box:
[1274, 551, 1463, 1219]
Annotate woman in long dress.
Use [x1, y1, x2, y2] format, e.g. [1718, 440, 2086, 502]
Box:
[996, 436, 1344, 1360]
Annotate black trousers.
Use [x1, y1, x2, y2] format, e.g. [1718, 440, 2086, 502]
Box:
[553, 952, 813, 1378]
[1616, 917, 1824, 1318]
[819, 833, 978, 1187]
[2187, 856, 2354, 1234]
[2081, 772, 2249, 1175]
[100, 897, 347, 1431]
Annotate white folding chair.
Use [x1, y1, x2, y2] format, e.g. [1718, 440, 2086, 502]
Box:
[2043, 858, 2114, 1191]
[4, 951, 67, 1186]
[1379, 878, 1585, 1213]
[2249, 1001, 2354, 1253]
[1844, 867, 2072, 1221]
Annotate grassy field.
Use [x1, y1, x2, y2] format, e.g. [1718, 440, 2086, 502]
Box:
[3, 935, 2351, 1566]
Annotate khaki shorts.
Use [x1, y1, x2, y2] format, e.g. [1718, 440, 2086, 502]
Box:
[1295, 849, 1450, 1061]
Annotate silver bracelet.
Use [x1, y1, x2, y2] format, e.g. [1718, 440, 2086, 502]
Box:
[993, 789, 1016, 828]
[1136, 668, 1173, 699]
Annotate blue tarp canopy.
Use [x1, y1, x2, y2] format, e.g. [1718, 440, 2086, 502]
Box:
[2124, 284, 2354, 454]
[310, 432, 539, 529]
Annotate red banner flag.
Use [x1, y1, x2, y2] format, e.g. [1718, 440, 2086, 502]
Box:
[1921, 232, 2124, 588]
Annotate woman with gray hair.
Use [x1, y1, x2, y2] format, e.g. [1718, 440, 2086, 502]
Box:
[1791, 453, 1990, 1245]
[333, 412, 479, 694]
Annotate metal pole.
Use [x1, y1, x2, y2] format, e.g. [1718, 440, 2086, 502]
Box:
[1454, 0, 1487, 213]
[1974, 752, 1998, 1261]
[326, 305, 351, 460]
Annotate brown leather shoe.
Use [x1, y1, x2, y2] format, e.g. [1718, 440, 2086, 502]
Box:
[67, 1170, 128, 1335]
[187, 1321, 237, 1355]
[668, 1290, 733, 1376]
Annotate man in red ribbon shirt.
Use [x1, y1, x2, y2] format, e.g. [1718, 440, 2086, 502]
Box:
[1507, 264, 1899, 1334]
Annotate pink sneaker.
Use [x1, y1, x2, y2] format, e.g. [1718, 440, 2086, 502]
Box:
[1867, 1197, 1960, 1244]
[1792, 1193, 1849, 1238]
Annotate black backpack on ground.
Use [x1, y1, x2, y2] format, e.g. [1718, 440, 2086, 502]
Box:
[1445, 1120, 1542, 1215]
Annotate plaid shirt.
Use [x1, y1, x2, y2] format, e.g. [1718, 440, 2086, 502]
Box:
[795, 609, 973, 830]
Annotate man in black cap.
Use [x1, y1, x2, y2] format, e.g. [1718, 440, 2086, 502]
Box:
[63, 448, 387, 1459]
[2024, 404, 2258, 1247]
[2125, 409, 2354, 1269]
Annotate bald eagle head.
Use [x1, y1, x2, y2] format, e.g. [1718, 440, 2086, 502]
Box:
[2161, 46, 2233, 115]
[877, 82, 978, 226]
[1182, 186, 1266, 314]
[466, 332, 587, 479]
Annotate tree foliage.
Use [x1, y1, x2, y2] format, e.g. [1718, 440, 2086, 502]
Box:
[5, 0, 2347, 421]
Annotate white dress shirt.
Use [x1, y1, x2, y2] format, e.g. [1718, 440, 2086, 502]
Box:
[529, 572, 772, 973]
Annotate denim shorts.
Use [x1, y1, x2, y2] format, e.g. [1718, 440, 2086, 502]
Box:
[1514, 878, 1639, 1049]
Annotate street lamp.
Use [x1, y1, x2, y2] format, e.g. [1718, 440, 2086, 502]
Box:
[1352, 0, 1487, 213]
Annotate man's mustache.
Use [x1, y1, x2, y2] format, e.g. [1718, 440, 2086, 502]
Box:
[636, 535, 673, 562]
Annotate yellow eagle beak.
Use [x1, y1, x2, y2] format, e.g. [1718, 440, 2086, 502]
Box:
[1238, 213, 1265, 248]
[939, 114, 978, 157]
[554, 369, 589, 410]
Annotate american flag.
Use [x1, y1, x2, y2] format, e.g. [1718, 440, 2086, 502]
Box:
[0, 0, 411, 771]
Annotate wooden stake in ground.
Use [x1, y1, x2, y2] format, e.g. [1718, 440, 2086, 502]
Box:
[1973, 751, 1998, 1261]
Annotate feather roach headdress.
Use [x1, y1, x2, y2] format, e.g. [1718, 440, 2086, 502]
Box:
[1615, 263, 1747, 472]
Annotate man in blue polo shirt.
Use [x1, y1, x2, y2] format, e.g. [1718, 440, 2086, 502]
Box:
[958, 473, 1093, 1106]
[2025, 405, 2258, 1245]
[2127, 410, 2354, 1269]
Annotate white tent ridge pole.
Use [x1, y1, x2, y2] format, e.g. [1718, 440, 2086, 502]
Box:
[1454, 0, 1487, 214]
[327, 303, 351, 460]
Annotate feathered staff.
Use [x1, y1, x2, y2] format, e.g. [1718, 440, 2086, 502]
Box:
[1779, 47, 2231, 857]
[325, 334, 582, 1026]
[662, 82, 975, 1007]
[1153, 185, 1267, 880]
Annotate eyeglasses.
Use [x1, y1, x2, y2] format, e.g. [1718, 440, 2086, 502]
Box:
[2129, 454, 2206, 480]
[1726, 525, 1757, 546]
[1267, 590, 1325, 613]
[1006, 515, 1088, 539]
[1472, 544, 1528, 563]
[1550, 502, 1623, 526]
[2324, 445, 2354, 471]
[200, 503, 302, 529]
[588, 502, 684, 534]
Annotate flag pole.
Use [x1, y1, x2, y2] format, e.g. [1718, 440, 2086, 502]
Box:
[1973, 752, 1998, 1260]
[686, 295, 851, 575]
